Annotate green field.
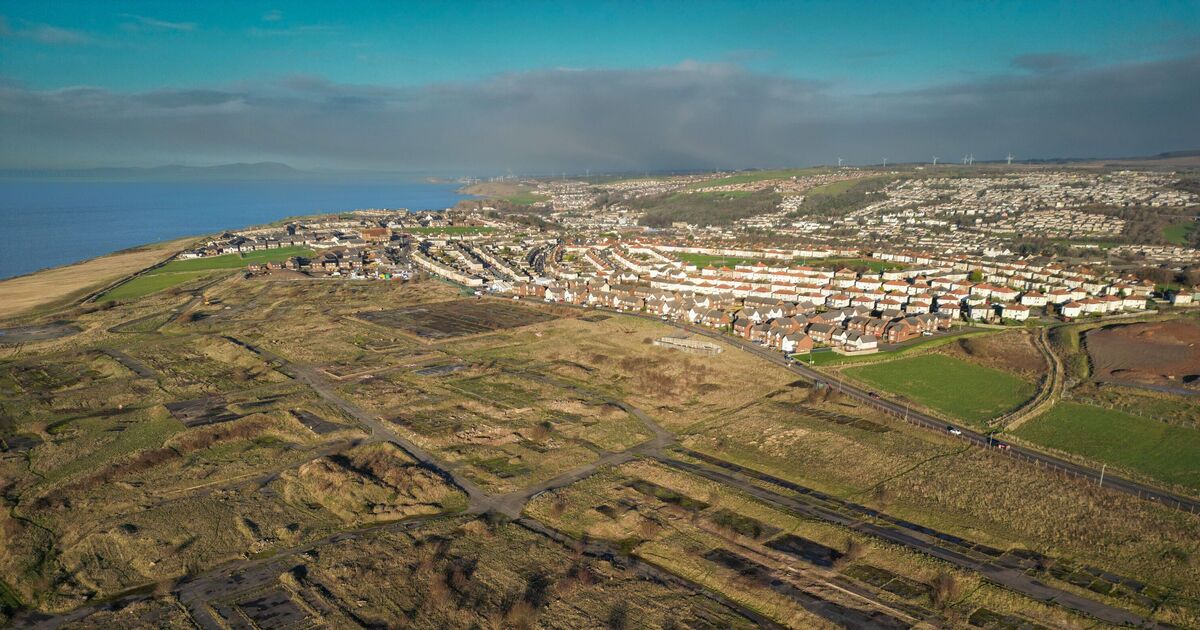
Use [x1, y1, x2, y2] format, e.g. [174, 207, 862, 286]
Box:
[99, 271, 216, 301]
[502, 192, 549, 205]
[1162, 222, 1195, 246]
[805, 257, 907, 272]
[677, 252, 775, 268]
[407, 226, 496, 235]
[1014, 402, 1200, 491]
[844, 354, 1035, 426]
[99, 246, 314, 302]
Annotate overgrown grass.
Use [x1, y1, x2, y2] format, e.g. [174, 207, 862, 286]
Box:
[1014, 402, 1200, 492]
[844, 354, 1035, 426]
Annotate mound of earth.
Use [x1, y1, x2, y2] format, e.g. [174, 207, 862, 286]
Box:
[281, 443, 459, 524]
[1087, 320, 1200, 392]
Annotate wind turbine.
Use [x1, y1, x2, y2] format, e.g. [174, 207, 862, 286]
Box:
[882, 158, 888, 168]
[837, 157, 844, 167]
[967, 154, 975, 166]
[1006, 153, 1014, 165]
[932, 156, 939, 166]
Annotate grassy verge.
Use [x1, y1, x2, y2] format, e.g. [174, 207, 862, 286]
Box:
[844, 354, 1035, 427]
[1013, 402, 1200, 492]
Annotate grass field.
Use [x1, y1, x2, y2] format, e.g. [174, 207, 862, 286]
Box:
[99, 271, 216, 301]
[406, 226, 496, 235]
[677, 252, 772, 267]
[98, 246, 314, 302]
[1162, 222, 1195, 246]
[844, 354, 1035, 426]
[805, 257, 908, 272]
[1014, 402, 1200, 492]
[502, 192, 549, 205]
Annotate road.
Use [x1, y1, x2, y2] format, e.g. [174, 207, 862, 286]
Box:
[591, 306, 1200, 514]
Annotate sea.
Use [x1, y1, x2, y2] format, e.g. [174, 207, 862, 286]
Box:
[0, 180, 470, 280]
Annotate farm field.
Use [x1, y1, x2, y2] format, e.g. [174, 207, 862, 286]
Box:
[843, 354, 1035, 426]
[684, 167, 829, 188]
[1014, 402, 1200, 492]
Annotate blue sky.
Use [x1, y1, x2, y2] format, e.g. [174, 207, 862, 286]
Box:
[4, 1, 1197, 91]
[1, 1, 1198, 172]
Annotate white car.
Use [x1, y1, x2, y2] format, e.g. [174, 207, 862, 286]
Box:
[947, 425, 963, 436]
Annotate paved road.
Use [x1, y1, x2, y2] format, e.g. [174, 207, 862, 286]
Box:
[584, 306, 1200, 514]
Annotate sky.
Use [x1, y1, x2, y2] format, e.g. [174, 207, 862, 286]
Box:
[1, 1, 1199, 174]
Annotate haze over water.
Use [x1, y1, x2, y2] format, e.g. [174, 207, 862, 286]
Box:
[0, 180, 469, 279]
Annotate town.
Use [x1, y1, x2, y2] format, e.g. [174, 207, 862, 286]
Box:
[188, 167, 1200, 360]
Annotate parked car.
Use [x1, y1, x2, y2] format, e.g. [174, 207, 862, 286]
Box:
[995, 442, 1011, 450]
[947, 425, 963, 436]
[867, 392, 880, 399]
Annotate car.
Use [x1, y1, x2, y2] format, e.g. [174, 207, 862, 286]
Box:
[947, 425, 962, 436]
[995, 443, 1011, 450]
[922, 331, 933, 336]
[867, 392, 880, 399]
